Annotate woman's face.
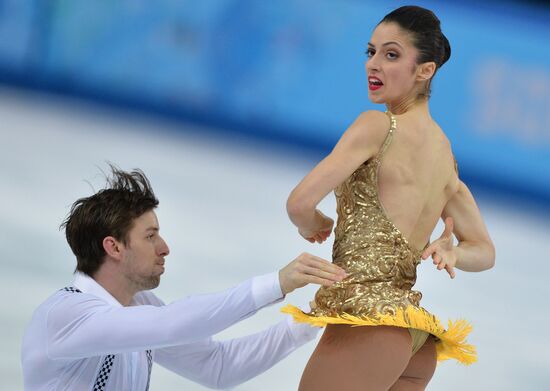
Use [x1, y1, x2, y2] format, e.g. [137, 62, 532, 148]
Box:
[365, 22, 421, 105]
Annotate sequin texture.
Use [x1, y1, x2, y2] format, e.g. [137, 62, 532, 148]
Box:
[282, 112, 477, 364]
[309, 112, 426, 319]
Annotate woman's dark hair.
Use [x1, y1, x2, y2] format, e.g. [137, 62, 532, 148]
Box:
[61, 164, 159, 276]
[380, 5, 451, 97]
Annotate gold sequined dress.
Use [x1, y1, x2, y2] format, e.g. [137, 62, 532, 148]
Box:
[282, 112, 476, 365]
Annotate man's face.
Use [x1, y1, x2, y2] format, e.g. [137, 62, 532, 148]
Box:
[120, 210, 170, 292]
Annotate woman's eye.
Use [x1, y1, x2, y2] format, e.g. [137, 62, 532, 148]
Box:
[386, 52, 398, 60]
[366, 49, 375, 58]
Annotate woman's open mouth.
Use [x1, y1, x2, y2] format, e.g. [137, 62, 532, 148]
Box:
[368, 76, 384, 91]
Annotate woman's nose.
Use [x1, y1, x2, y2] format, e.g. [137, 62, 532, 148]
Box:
[366, 56, 379, 72]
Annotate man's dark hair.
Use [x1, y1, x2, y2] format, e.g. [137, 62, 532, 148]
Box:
[61, 165, 159, 276]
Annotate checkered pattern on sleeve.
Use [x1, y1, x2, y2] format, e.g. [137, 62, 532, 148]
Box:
[93, 354, 116, 391]
[61, 286, 82, 293]
[61, 286, 116, 391]
[145, 350, 153, 390]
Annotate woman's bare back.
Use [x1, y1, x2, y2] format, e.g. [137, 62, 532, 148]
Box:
[377, 112, 459, 250]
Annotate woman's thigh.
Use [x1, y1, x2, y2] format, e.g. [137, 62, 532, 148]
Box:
[298, 325, 413, 391]
[389, 336, 437, 391]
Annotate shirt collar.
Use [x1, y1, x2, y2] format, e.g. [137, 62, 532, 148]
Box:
[72, 272, 124, 308]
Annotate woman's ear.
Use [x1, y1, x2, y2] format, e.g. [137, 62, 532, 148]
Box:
[416, 61, 436, 82]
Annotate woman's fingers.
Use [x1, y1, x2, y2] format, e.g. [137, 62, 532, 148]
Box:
[422, 245, 435, 260]
[423, 219, 454, 260]
[446, 264, 456, 279]
[311, 230, 332, 243]
[432, 253, 456, 278]
[423, 242, 443, 261]
[321, 230, 332, 238]
[420, 243, 456, 279]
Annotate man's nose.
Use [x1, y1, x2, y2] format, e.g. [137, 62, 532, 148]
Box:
[158, 237, 170, 257]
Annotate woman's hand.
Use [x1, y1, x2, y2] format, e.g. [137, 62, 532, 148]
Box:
[298, 210, 334, 244]
[286, 112, 390, 238]
[422, 217, 457, 279]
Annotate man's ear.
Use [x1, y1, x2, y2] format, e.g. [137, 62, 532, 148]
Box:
[416, 61, 436, 82]
[103, 236, 124, 261]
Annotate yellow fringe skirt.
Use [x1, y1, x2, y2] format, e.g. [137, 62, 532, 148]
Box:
[281, 304, 476, 365]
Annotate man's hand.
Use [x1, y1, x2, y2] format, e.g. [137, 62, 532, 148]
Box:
[279, 253, 347, 295]
[422, 217, 457, 279]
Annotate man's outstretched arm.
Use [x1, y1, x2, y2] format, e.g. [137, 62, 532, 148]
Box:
[45, 253, 343, 360]
[154, 310, 318, 389]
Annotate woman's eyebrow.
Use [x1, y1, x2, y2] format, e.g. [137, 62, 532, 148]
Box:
[368, 41, 404, 49]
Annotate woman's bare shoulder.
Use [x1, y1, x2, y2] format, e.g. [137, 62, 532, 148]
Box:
[343, 110, 391, 146]
[332, 110, 392, 160]
[326, 110, 393, 164]
[357, 110, 391, 129]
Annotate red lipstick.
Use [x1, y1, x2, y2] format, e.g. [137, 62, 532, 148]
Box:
[368, 76, 383, 91]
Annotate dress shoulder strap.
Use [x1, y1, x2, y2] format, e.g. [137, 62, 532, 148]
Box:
[453, 154, 459, 175]
[377, 111, 397, 158]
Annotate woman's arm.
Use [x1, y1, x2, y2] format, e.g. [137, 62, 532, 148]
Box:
[286, 111, 390, 241]
[422, 180, 496, 277]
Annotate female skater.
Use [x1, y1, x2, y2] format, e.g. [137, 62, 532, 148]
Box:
[282, 6, 495, 391]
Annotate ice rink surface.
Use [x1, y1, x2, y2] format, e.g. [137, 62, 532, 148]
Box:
[1, 87, 549, 390]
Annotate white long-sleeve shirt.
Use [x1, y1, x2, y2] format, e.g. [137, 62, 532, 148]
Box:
[21, 272, 319, 390]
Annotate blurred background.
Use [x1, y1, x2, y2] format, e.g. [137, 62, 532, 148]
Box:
[1, 0, 549, 390]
